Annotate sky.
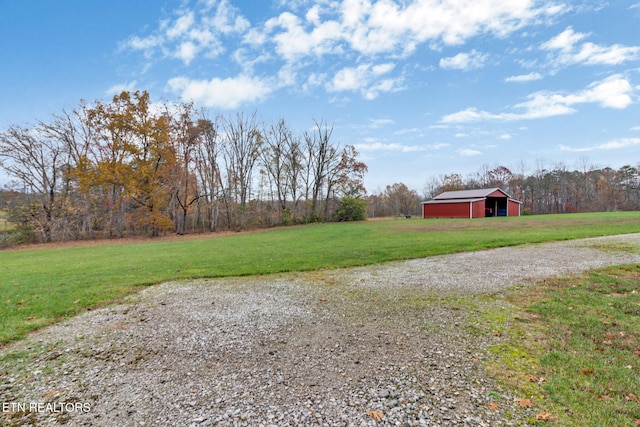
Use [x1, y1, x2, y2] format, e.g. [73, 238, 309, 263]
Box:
[1, 0, 640, 193]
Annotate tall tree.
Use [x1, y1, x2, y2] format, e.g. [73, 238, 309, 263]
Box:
[304, 120, 341, 221]
[169, 102, 204, 235]
[384, 183, 420, 217]
[0, 123, 67, 242]
[195, 116, 223, 231]
[222, 112, 263, 229]
[262, 119, 293, 216]
[86, 91, 175, 236]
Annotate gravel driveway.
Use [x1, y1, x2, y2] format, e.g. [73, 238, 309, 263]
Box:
[2, 234, 640, 426]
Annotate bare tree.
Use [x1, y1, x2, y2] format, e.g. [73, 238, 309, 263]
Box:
[262, 119, 292, 215]
[169, 102, 204, 235]
[384, 183, 420, 216]
[0, 124, 67, 242]
[303, 120, 342, 221]
[195, 115, 223, 231]
[222, 112, 263, 229]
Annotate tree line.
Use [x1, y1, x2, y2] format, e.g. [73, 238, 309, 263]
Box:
[1, 90, 637, 245]
[0, 91, 367, 243]
[364, 162, 640, 218]
[425, 163, 640, 215]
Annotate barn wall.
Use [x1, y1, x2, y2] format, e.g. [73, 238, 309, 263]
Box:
[423, 202, 473, 218]
[423, 201, 488, 218]
[487, 189, 507, 198]
[508, 200, 521, 216]
[471, 200, 485, 218]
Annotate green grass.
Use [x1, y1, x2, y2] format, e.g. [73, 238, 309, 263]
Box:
[1, 211, 640, 344]
[484, 265, 640, 426]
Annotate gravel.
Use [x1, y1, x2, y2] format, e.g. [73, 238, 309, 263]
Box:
[2, 234, 640, 426]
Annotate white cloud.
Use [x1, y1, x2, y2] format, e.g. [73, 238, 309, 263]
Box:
[122, 0, 568, 102]
[266, 11, 343, 60]
[439, 50, 488, 71]
[431, 143, 450, 149]
[166, 12, 195, 39]
[442, 74, 635, 123]
[354, 142, 426, 153]
[458, 148, 482, 157]
[176, 41, 198, 64]
[355, 140, 448, 153]
[205, 0, 250, 34]
[369, 118, 394, 128]
[559, 138, 640, 152]
[105, 81, 138, 96]
[542, 27, 640, 67]
[260, 0, 563, 59]
[541, 27, 587, 51]
[123, 0, 249, 65]
[505, 72, 542, 83]
[499, 134, 512, 140]
[126, 34, 164, 51]
[167, 75, 273, 109]
[394, 127, 422, 135]
[327, 62, 403, 99]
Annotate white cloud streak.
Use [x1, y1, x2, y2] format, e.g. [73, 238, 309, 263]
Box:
[327, 63, 404, 99]
[458, 148, 482, 156]
[105, 81, 138, 96]
[505, 72, 542, 82]
[123, 0, 246, 65]
[167, 75, 273, 109]
[439, 50, 488, 70]
[441, 74, 635, 123]
[559, 138, 640, 152]
[355, 141, 449, 152]
[263, 0, 563, 59]
[123, 0, 568, 107]
[542, 27, 640, 67]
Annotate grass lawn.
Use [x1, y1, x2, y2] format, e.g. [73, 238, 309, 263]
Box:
[1, 211, 640, 344]
[484, 264, 640, 426]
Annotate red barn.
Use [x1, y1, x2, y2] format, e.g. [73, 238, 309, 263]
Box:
[422, 188, 521, 219]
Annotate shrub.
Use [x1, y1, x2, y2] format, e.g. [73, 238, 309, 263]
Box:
[0, 226, 35, 248]
[335, 196, 368, 222]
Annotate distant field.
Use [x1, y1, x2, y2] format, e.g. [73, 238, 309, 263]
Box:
[1, 212, 640, 344]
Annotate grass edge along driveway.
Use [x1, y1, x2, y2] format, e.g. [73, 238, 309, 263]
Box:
[1, 211, 640, 344]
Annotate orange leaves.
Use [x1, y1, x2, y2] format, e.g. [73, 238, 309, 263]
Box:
[527, 375, 546, 386]
[627, 392, 640, 403]
[516, 397, 532, 408]
[580, 369, 595, 376]
[366, 410, 384, 421]
[513, 397, 556, 422]
[535, 412, 555, 421]
[488, 402, 500, 410]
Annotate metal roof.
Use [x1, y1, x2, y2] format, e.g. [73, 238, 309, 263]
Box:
[422, 197, 485, 205]
[433, 188, 511, 200]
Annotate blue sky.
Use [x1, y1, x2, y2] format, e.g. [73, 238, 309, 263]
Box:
[1, 0, 640, 192]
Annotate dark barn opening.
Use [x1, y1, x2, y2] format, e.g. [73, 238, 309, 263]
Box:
[485, 197, 508, 217]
